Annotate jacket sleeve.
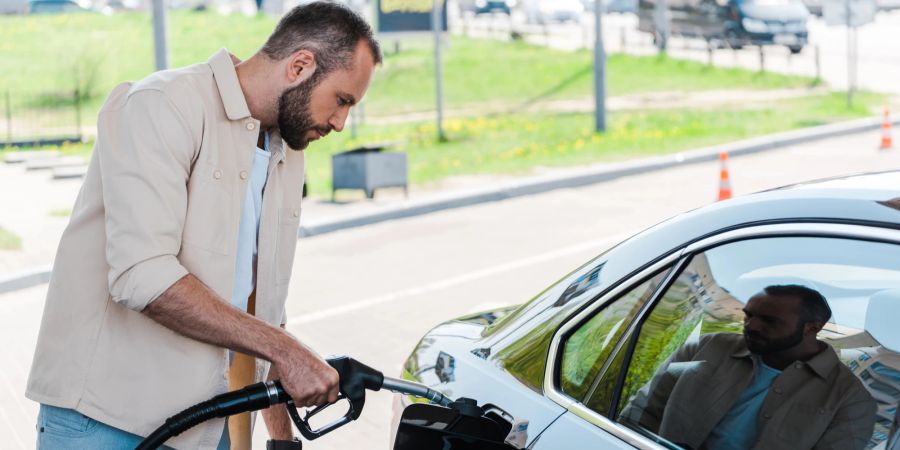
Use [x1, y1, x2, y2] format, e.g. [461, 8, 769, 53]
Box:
[619, 336, 703, 433]
[97, 88, 196, 312]
[812, 387, 876, 450]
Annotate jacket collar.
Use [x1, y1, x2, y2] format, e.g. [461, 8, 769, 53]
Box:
[208, 49, 287, 160]
[208, 48, 251, 121]
[730, 338, 838, 379]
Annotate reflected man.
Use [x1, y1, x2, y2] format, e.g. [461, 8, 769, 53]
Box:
[621, 285, 876, 450]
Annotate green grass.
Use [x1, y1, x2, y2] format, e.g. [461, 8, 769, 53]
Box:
[0, 227, 22, 251]
[303, 92, 879, 197]
[49, 208, 72, 217]
[0, 11, 816, 119]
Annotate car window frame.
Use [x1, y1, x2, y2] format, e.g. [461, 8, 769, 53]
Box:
[544, 222, 900, 450]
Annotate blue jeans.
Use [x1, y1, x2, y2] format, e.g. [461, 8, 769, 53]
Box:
[36, 404, 230, 449]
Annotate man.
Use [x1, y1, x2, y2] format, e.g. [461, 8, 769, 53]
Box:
[26, 2, 381, 449]
[621, 285, 876, 450]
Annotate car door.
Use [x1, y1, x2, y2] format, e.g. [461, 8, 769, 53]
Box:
[535, 223, 900, 450]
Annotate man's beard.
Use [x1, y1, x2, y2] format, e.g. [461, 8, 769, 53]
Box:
[277, 71, 331, 150]
[744, 322, 805, 355]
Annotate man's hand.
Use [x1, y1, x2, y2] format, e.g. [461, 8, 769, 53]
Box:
[270, 338, 340, 408]
[142, 274, 340, 408]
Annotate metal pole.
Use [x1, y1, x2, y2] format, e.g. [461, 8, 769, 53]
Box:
[594, 0, 607, 132]
[758, 45, 765, 72]
[432, 0, 445, 141]
[815, 44, 821, 82]
[4, 91, 11, 147]
[152, 0, 169, 71]
[654, 0, 668, 53]
[845, 0, 852, 107]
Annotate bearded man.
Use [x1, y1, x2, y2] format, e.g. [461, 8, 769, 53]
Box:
[26, 2, 380, 449]
[621, 285, 876, 450]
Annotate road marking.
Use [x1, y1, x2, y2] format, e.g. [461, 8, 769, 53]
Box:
[287, 232, 632, 325]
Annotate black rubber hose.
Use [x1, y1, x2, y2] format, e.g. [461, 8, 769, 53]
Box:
[135, 381, 288, 450]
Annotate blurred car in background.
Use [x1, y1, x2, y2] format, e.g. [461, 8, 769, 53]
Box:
[583, 0, 639, 13]
[877, 0, 900, 11]
[638, 0, 810, 53]
[1, 0, 28, 14]
[458, 0, 516, 14]
[28, 0, 88, 13]
[802, 0, 823, 16]
[522, 0, 585, 23]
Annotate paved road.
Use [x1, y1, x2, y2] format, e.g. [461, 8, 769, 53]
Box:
[0, 130, 897, 449]
[458, 10, 900, 96]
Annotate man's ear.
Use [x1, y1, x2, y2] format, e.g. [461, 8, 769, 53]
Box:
[805, 320, 825, 336]
[286, 49, 317, 84]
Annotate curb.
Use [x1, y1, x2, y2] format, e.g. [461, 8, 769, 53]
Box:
[0, 265, 52, 295]
[1, 116, 895, 294]
[298, 115, 895, 237]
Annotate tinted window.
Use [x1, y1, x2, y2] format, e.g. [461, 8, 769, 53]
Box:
[560, 270, 670, 402]
[614, 236, 900, 450]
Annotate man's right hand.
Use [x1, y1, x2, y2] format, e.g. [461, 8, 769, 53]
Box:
[271, 338, 341, 408]
[143, 275, 341, 408]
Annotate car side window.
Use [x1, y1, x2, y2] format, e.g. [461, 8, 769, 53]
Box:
[612, 236, 900, 450]
[559, 268, 671, 404]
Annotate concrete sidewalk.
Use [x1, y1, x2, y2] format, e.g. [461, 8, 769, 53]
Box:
[1, 114, 896, 293]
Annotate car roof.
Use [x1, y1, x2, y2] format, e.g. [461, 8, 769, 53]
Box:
[645, 170, 900, 251]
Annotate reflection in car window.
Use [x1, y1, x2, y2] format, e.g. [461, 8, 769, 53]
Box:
[613, 236, 900, 450]
[560, 270, 669, 402]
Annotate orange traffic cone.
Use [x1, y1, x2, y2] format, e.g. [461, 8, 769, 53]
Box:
[717, 151, 732, 201]
[881, 106, 893, 150]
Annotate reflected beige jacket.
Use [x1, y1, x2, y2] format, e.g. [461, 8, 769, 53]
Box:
[26, 49, 305, 450]
[621, 333, 876, 450]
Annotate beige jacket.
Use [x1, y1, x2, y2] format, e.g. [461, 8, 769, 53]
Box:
[621, 333, 876, 450]
[26, 49, 305, 449]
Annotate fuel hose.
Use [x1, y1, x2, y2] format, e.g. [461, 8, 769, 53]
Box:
[135, 380, 288, 450]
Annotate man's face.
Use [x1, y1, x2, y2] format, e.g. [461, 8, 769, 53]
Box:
[742, 294, 807, 355]
[277, 42, 376, 150]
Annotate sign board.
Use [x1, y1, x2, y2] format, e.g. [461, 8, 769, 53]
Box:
[823, 0, 876, 26]
[376, 0, 447, 33]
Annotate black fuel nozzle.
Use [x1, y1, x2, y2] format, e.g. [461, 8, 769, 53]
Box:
[287, 356, 385, 440]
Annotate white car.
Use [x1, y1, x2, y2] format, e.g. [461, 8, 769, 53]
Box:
[523, 0, 584, 23]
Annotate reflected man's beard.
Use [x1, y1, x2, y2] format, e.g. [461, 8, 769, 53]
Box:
[743, 322, 805, 355]
[277, 71, 330, 150]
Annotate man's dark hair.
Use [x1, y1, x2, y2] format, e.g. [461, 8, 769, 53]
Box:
[261, 1, 382, 75]
[763, 284, 832, 324]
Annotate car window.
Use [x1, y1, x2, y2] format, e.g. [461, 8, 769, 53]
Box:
[494, 260, 614, 392]
[560, 269, 671, 402]
[612, 236, 900, 450]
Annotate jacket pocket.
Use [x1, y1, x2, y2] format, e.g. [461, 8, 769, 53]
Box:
[182, 165, 233, 255]
[774, 402, 832, 446]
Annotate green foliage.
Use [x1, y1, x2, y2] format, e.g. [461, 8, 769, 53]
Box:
[0, 227, 22, 251]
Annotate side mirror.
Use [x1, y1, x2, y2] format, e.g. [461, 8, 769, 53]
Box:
[393, 401, 521, 450]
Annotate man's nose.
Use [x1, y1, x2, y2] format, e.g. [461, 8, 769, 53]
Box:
[744, 318, 762, 334]
[329, 108, 349, 133]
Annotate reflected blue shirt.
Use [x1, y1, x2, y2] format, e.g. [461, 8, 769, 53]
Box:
[705, 356, 782, 450]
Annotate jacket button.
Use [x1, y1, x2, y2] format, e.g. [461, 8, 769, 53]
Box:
[240, 171, 248, 180]
[213, 170, 222, 179]
[246, 122, 256, 131]
[774, 387, 783, 394]
[763, 413, 771, 419]
[292, 209, 300, 218]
